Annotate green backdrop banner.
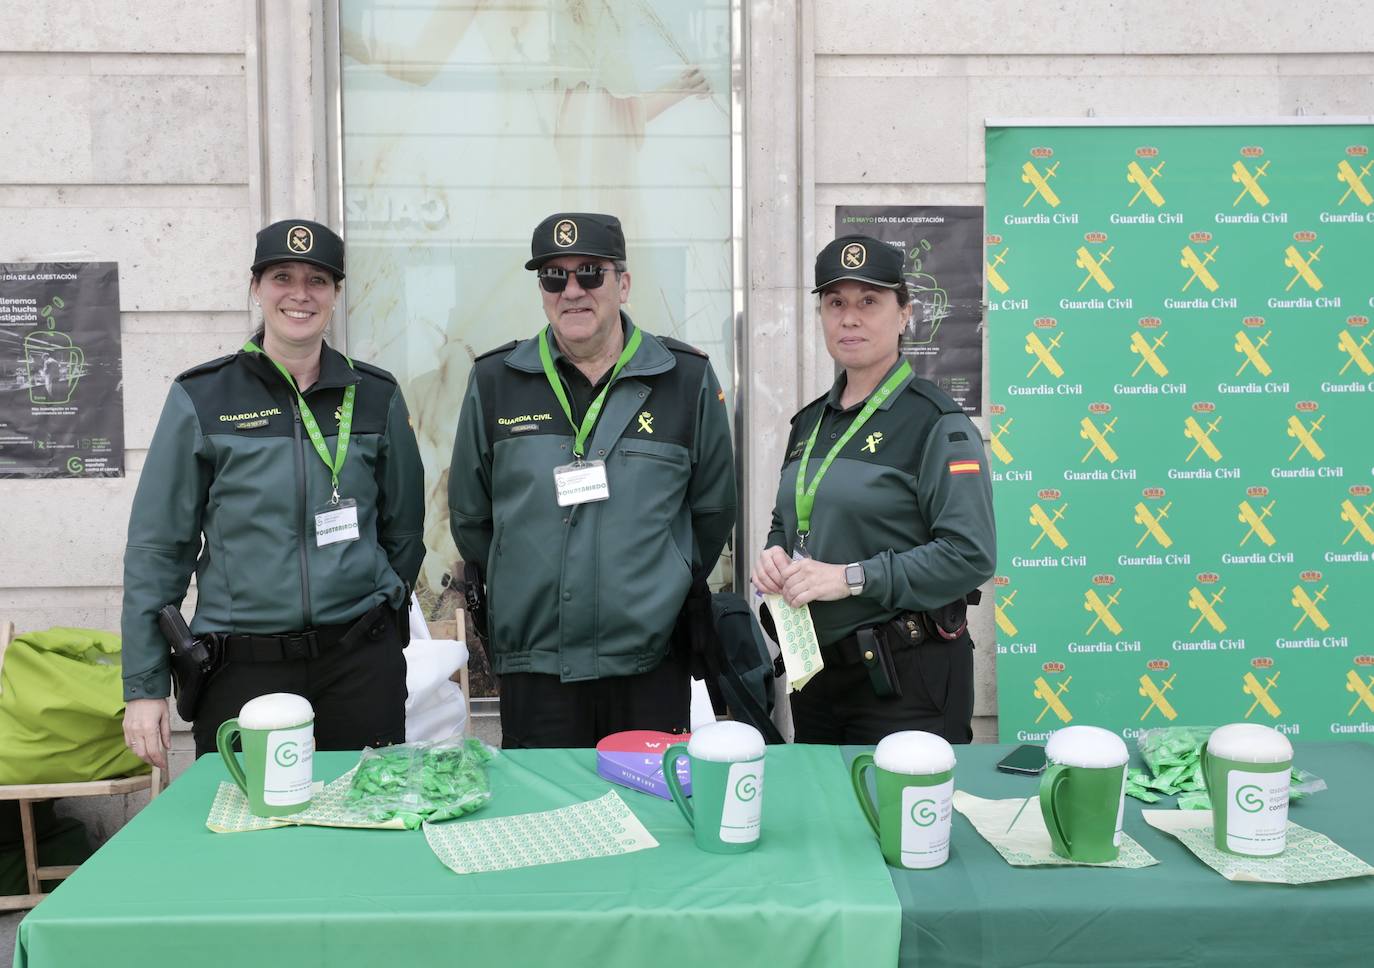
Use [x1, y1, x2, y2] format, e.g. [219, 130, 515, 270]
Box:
[985, 122, 1374, 745]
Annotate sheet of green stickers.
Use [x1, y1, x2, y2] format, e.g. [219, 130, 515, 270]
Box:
[1143, 810, 1374, 884]
[764, 593, 823, 692]
[423, 790, 658, 874]
[206, 769, 407, 833]
[953, 791, 1159, 869]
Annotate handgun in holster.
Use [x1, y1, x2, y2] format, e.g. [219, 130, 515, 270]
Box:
[674, 575, 715, 682]
[157, 605, 221, 722]
[457, 561, 489, 649]
[927, 589, 981, 641]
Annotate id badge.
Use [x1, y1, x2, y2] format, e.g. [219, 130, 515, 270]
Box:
[554, 460, 610, 507]
[791, 546, 810, 562]
[315, 498, 360, 547]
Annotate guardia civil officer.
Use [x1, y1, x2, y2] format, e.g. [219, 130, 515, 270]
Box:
[449, 212, 737, 748]
[751, 235, 995, 745]
[121, 219, 425, 766]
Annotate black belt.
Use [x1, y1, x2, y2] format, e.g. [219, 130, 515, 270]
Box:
[218, 601, 399, 663]
[822, 613, 927, 667]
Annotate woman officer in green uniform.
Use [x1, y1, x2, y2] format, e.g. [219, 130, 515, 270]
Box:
[751, 235, 996, 745]
[120, 219, 426, 766]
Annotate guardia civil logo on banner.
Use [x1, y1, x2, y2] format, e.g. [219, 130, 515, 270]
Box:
[985, 121, 1374, 745]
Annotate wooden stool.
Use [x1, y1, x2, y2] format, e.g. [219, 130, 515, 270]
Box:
[0, 620, 166, 911]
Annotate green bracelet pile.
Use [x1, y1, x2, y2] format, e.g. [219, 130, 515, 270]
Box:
[346, 738, 496, 829]
[1125, 725, 1326, 808]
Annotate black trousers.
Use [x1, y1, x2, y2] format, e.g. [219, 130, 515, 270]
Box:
[192, 618, 408, 757]
[498, 649, 690, 749]
[789, 631, 975, 746]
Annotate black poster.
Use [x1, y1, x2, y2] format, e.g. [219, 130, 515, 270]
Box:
[835, 206, 984, 415]
[0, 263, 123, 478]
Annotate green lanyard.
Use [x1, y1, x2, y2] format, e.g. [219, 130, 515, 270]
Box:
[243, 340, 355, 504]
[794, 360, 912, 547]
[537, 324, 643, 461]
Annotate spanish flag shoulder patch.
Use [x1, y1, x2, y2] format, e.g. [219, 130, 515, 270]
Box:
[948, 459, 980, 476]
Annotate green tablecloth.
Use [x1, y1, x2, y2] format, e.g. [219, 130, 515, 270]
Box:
[15, 745, 900, 968]
[856, 742, 1374, 968]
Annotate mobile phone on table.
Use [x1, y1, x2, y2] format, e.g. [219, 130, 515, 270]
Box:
[996, 744, 1047, 775]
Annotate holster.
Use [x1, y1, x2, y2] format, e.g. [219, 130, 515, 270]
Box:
[457, 561, 489, 644]
[818, 613, 923, 700]
[157, 605, 222, 722]
[762, 583, 983, 701]
[929, 589, 981, 640]
[823, 589, 982, 700]
[856, 626, 902, 699]
[675, 576, 715, 682]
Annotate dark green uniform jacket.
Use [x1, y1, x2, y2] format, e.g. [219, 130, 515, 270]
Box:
[121, 337, 426, 701]
[449, 313, 737, 682]
[767, 360, 996, 647]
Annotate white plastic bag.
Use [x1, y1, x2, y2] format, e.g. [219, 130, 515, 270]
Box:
[403, 594, 469, 741]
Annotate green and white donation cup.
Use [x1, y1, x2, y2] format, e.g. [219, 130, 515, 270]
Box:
[216, 693, 315, 818]
[1201, 723, 1293, 857]
[1040, 725, 1129, 863]
[663, 721, 766, 854]
[851, 730, 956, 870]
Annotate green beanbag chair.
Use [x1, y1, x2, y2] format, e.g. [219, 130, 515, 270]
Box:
[0, 627, 148, 785]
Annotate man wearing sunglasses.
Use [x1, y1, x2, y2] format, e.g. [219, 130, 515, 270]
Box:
[449, 212, 737, 748]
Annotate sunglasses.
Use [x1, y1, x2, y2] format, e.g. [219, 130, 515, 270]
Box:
[537, 264, 614, 293]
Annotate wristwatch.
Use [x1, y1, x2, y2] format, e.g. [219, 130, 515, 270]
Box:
[844, 562, 866, 596]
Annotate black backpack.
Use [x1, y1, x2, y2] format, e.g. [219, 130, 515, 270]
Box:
[678, 581, 784, 744]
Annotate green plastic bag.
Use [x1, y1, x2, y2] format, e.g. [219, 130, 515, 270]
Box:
[1126, 725, 1326, 807]
[0, 627, 149, 784]
[345, 738, 495, 829]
